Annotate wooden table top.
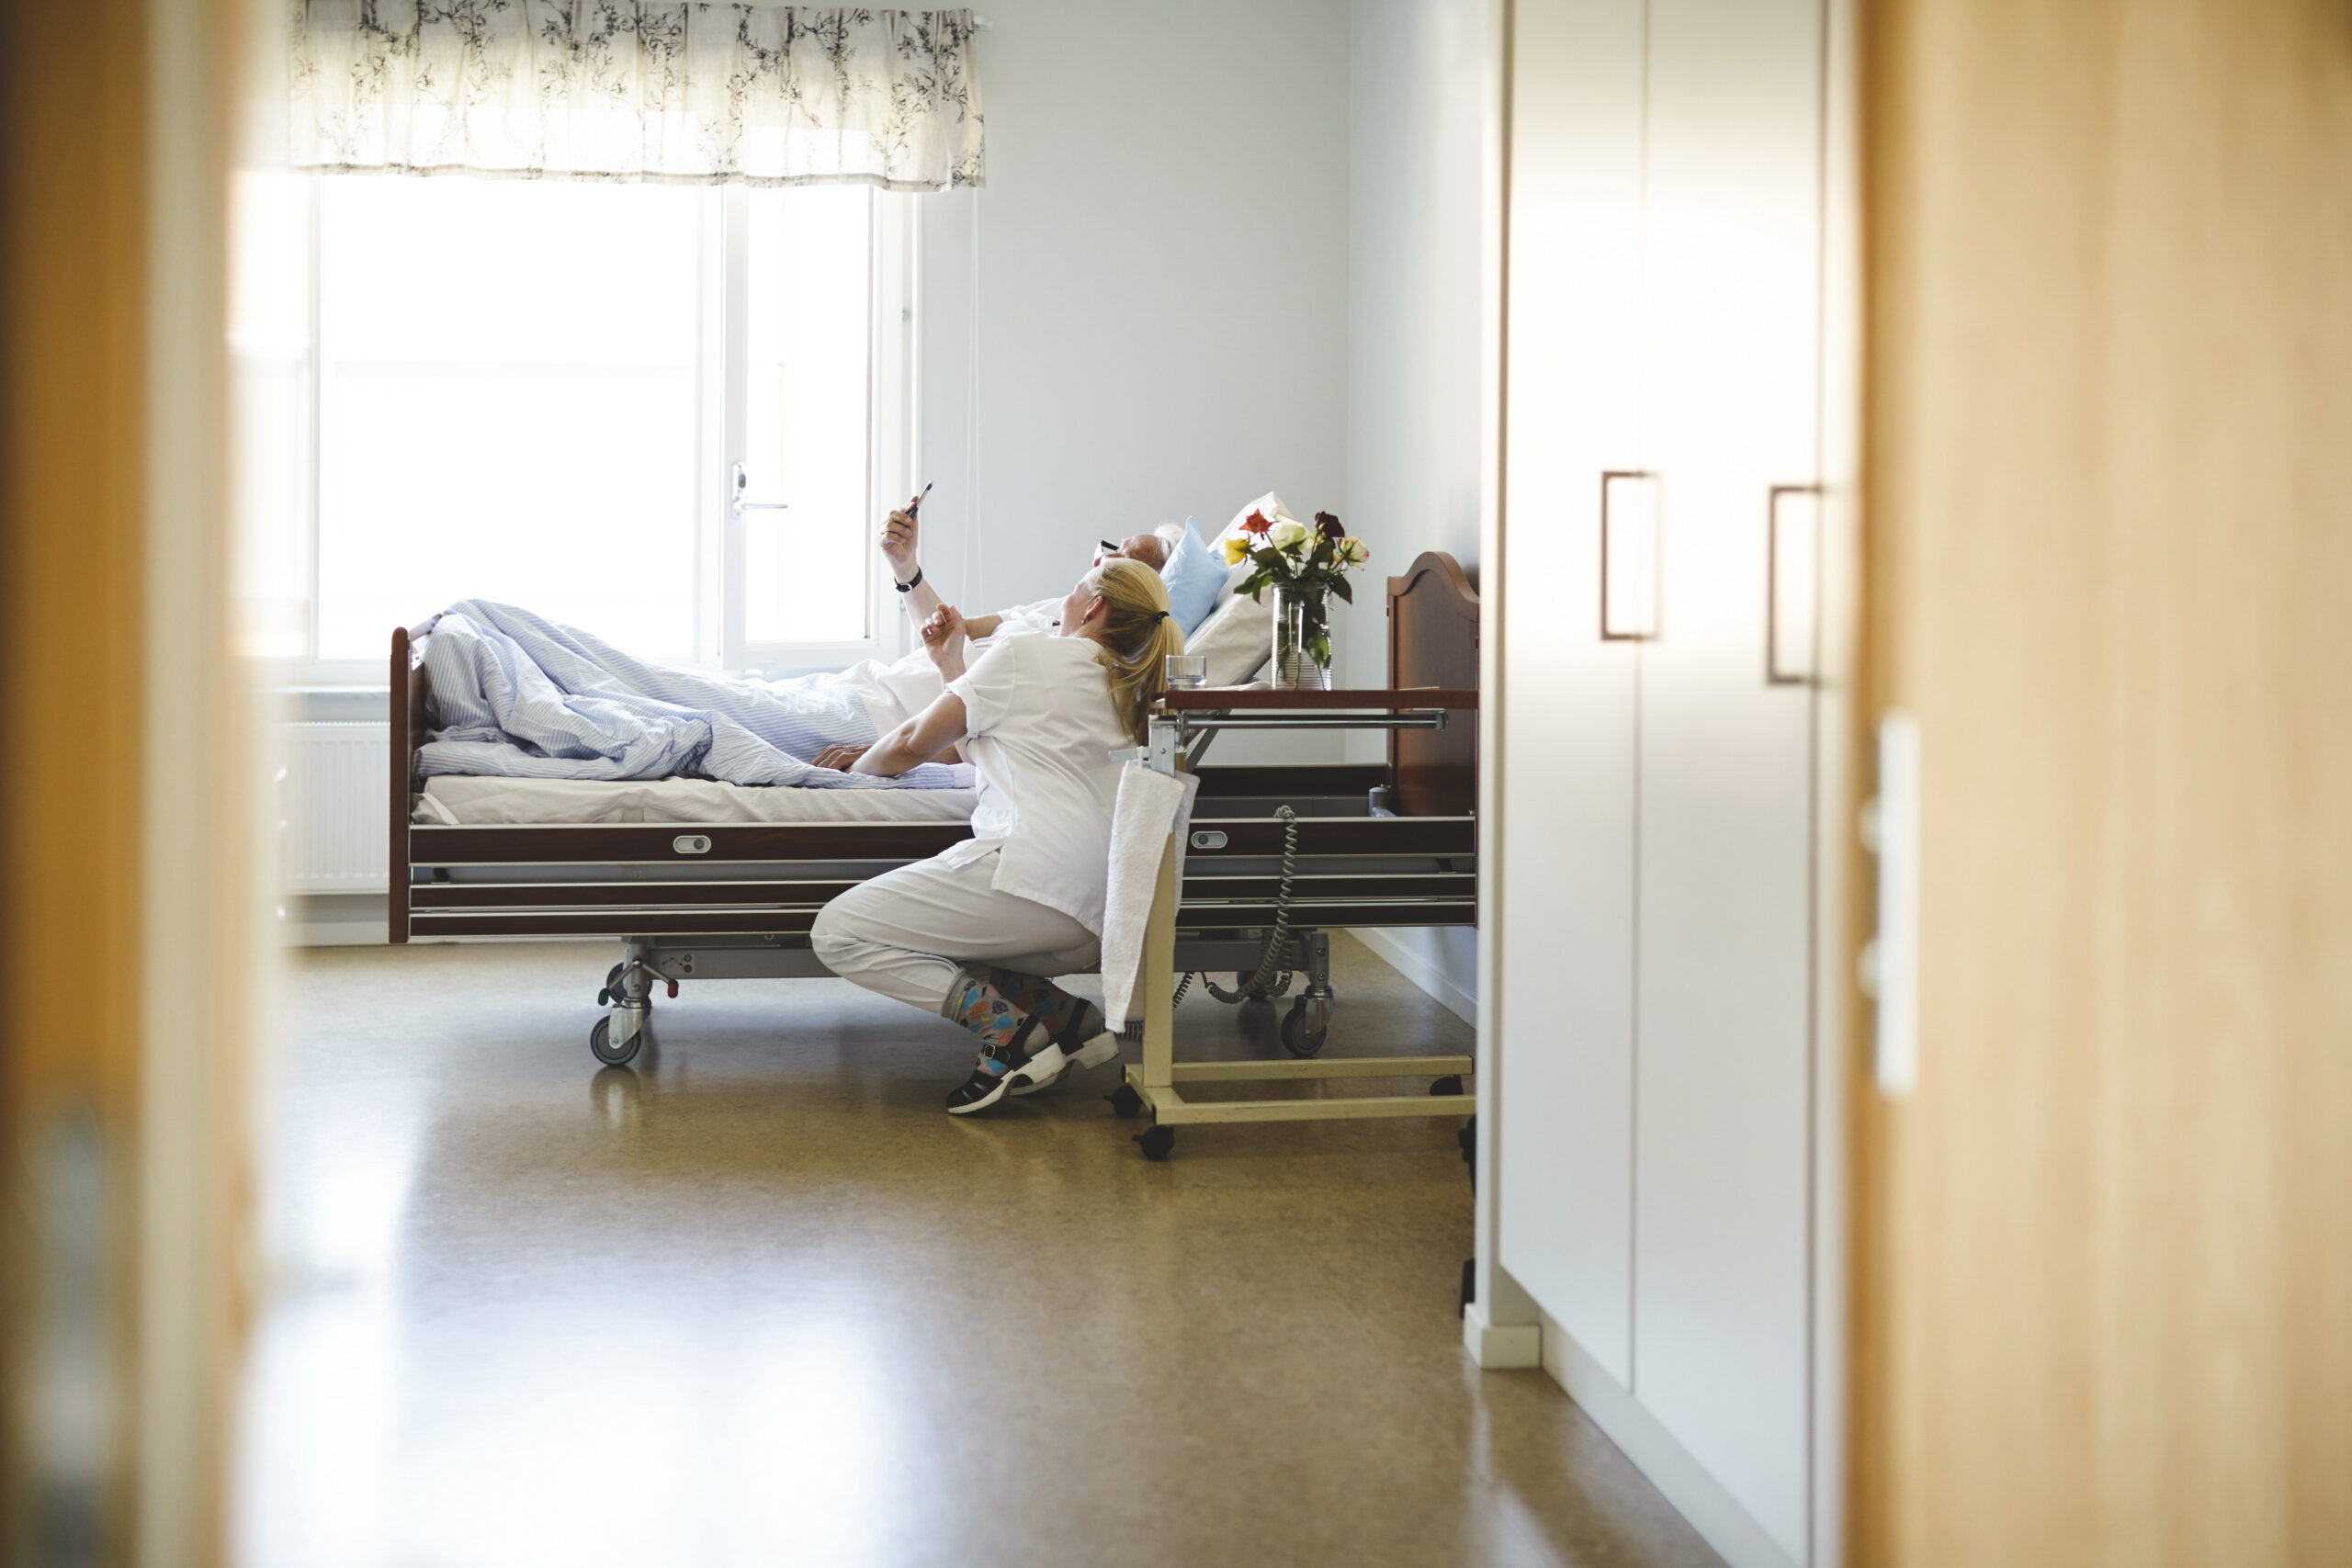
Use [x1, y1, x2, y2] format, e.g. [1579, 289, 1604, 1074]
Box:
[1153, 687, 1479, 712]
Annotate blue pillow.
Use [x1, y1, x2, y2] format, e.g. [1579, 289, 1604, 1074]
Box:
[1159, 516, 1226, 636]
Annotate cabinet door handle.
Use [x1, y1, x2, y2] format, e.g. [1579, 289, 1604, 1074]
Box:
[1766, 483, 1823, 685]
[1600, 470, 1659, 641]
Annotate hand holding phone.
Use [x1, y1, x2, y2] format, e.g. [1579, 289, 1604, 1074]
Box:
[880, 485, 932, 582]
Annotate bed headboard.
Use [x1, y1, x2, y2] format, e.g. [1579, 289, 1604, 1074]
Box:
[1386, 551, 1479, 818]
[388, 615, 440, 945]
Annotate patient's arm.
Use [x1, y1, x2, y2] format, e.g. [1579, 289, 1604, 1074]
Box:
[853, 694, 969, 778]
[921, 604, 970, 682]
[960, 611, 1004, 640]
[883, 500, 953, 635]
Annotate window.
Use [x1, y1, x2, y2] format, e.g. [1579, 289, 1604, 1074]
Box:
[265, 175, 912, 679]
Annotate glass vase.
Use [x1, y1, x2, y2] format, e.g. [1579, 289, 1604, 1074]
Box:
[1271, 581, 1334, 691]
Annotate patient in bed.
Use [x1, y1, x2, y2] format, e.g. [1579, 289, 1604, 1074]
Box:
[413, 503, 1176, 790]
[808, 497, 1172, 770]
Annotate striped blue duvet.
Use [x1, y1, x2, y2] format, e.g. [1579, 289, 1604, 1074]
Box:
[416, 600, 962, 789]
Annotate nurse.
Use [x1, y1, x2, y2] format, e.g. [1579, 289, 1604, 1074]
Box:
[810, 558, 1184, 1114]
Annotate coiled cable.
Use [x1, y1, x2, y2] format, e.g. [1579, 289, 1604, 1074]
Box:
[1202, 804, 1299, 1004]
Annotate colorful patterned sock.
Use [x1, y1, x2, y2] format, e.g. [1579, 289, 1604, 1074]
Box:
[983, 968, 1091, 1038]
[940, 968, 1033, 1059]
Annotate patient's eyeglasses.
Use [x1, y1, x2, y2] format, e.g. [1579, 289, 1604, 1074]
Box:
[1094, 538, 1121, 564]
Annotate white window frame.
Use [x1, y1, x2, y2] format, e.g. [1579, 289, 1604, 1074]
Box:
[288, 177, 918, 686]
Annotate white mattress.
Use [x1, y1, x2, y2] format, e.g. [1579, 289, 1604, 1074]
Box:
[416, 775, 980, 827]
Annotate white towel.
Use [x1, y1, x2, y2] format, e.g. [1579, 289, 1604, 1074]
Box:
[1099, 763, 1201, 1025]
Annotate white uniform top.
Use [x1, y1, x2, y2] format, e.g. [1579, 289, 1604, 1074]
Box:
[939, 634, 1131, 934]
[849, 595, 1064, 732]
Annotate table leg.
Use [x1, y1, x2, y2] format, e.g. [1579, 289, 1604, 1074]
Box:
[1140, 835, 1177, 1092]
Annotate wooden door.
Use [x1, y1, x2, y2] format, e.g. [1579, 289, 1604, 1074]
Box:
[1852, 0, 2352, 1562]
[1495, 0, 1650, 1386]
[1633, 0, 1826, 1556]
[2, 0, 250, 1559]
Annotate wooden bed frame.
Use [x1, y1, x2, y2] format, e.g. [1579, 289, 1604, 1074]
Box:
[388, 550, 1478, 1056]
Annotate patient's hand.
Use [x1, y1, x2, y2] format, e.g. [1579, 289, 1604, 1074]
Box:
[921, 604, 968, 676]
[879, 497, 922, 583]
[811, 742, 869, 772]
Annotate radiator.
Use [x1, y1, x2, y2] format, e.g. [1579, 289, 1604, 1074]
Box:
[280, 721, 389, 893]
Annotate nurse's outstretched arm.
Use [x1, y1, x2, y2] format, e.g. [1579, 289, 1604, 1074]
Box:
[851, 693, 969, 778]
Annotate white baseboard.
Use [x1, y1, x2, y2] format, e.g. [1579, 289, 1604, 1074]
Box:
[1540, 1314, 1801, 1568]
[1351, 927, 1478, 1025]
[284, 919, 388, 947]
[1461, 1302, 1542, 1368]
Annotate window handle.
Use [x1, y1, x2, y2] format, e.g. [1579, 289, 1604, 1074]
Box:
[731, 462, 789, 519]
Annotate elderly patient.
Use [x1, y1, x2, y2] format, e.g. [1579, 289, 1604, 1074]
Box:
[808, 497, 1172, 770]
[413, 500, 1180, 789]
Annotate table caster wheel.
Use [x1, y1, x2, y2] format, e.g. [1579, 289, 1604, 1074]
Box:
[1107, 1083, 1145, 1119]
[1430, 1075, 1464, 1097]
[1135, 1123, 1175, 1161]
[1280, 1000, 1328, 1058]
[590, 1014, 642, 1067]
[598, 962, 626, 1006]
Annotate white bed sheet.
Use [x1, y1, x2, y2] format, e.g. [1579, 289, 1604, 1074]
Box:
[417, 775, 980, 827]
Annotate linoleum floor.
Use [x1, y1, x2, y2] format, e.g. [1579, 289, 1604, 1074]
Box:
[239, 937, 1722, 1568]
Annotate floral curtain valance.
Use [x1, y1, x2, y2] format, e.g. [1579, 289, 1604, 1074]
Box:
[290, 3, 985, 190]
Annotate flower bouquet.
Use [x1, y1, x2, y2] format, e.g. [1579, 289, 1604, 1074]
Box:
[1222, 509, 1371, 690]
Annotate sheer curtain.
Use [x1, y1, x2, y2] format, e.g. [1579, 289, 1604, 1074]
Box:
[290, 3, 985, 190]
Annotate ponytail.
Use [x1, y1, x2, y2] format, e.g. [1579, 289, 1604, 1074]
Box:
[1090, 558, 1185, 744]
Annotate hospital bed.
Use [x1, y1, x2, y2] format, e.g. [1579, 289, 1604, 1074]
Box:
[389, 551, 1478, 1068]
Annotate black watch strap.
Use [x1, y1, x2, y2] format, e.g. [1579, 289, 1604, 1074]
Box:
[894, 565, 923, 593]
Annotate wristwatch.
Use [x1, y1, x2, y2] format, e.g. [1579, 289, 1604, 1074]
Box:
[894, 566, 924, 592]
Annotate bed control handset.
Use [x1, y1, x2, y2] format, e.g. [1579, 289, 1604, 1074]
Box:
[673, 834, 713, 854]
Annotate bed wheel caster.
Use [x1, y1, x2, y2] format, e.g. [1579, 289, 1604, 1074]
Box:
[1135, 1123, 1175, 1161]
[598, 962, 678, 1010]
[1280, 998, 1329, 1058]
[1430, 1075, 1464, 1097]
[1107, 1083, 1145, 1119]
[589, 1013, 644, 1067]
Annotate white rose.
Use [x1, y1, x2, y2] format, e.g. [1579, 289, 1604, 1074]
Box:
[1336, 537, 1370, 567]
[1267, 519, 1310, 550]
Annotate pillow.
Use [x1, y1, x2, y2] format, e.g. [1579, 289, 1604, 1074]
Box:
[1188, 587, 1275, 687]
[1158, 517, 1227, 635]
[1210, 491, 1287, 599]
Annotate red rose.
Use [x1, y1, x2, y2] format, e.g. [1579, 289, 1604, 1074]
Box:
[1241, 510, 1272, 536]
[1315, 511, 1344, 541]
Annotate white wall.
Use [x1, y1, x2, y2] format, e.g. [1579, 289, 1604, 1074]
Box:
[1344, 0, 1493, 1019]
[918, 1, 1351, 668]
[911, 0, 1489, 1000]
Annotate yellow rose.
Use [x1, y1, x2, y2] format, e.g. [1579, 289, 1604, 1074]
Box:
[1221, 534, 1251, 566]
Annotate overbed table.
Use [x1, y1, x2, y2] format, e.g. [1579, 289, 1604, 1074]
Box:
[1118, 687, 1480, 1159]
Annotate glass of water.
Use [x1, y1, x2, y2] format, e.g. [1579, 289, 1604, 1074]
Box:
[1163, 653, 1208, 689]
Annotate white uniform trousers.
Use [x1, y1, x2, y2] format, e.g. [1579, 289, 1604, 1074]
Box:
[810, 846, 1102, 1014]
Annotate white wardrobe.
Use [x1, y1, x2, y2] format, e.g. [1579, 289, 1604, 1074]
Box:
[1492, 1, 1841, 1564]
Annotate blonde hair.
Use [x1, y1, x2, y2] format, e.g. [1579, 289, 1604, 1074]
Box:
[1089, 558, 1185, 744]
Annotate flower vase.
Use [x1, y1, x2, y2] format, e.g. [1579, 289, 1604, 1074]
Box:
[1271, 581, 1334, 691]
